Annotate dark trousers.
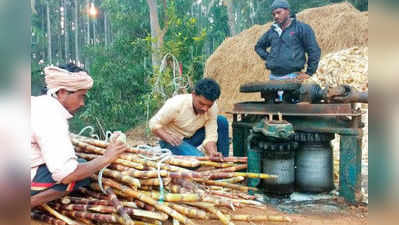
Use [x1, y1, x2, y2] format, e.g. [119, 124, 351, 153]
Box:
[160, 115, 229, 157]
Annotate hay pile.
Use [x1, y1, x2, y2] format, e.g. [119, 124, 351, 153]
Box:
[311, 46, 368, 203]
[310, 46, 368, 91]
[205, 2, 368, 114]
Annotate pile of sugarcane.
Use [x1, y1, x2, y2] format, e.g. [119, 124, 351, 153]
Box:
[31, 133, 292, 225]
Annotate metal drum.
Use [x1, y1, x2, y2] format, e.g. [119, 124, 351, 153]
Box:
[261, 141, 297, 196]
[295, 132, 335, 193]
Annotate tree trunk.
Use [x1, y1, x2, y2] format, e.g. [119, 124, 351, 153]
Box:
[46, 0, 52, 64]
[146, 0, 162, 69]
[74, 0, 79, 62]
[86, 0, 90, 45]
[64, 0, 69, 62]
[93, 18, 96, 45]
[224, 0, 237, 36]
[104, 11, 108, 47]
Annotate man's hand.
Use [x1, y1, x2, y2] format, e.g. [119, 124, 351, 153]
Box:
[153, 128, 182, 147]
[295, 72, 311, 80]
[164, 133, 183, 147]
[104, 133, 129, 162]
[204, 142, 222, 158]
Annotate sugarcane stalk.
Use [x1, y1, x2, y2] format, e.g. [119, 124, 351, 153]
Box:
[140, 177, 171, 186]
[200, 194, 240, 208]
[42, 203, 81, 225]
[92, 174, 196, 225]
[121, 154, 192, 173]
[31, 210, 67, 225]
[71, 134, 109, 148]
[234, 192, 257, 200]
[185, 203, 234, 225]
[78, 186, 107, 199]
[60, 210, 118, 223]
[195, 179, 257, 192]
[234, 172, 278, 179]
[105, 186, 135, 225]
[90, 182, 130, 198]
[207, 207, 235, 225]
[161, 157, 200, 168]
[62, 196, 140, 209]
[198, 161, 236, 168]
[168, 171, 203, 179]
[122, 169, 168, 179]
[76, 152, 145, 170]
[72, 139, 106, 154]
[171, 177, 201, 192]
[53, 203, 115, 214]
[140, 191, 202, 202]
[208, 190, 243, 200]
[125, 208, 168, 221]
[134, 199, 156, 211]
[110, 163, 134, 172]
[74, 140, 189, 173]
[71, 217, 95, 225]
[102, 168, 141, 188]
[209, 214, 292, 222]
[62, 197, 111, 206]
[173, 156, 247, 163]
[165, 184, 183, 193]
[199, 164, 247, 175]
[235, 214, 291, 222]
[165, 203, 209, 219]
[217, 176, 245, 184]
[139, 185, 154, 191]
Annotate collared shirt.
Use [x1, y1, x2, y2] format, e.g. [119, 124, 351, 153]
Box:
[31, 95, 78, 182]
[149, 94, 218, 150]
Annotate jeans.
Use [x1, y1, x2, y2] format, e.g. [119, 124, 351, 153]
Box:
[269, 73, 298, 80]
[160, 115, 229, 157]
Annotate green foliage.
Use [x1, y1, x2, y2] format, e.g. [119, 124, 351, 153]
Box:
[73, 36, 151, 133]
[32, 0, 368, 134]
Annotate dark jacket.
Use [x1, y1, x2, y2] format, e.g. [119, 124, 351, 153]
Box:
[255, 18, 321, 76]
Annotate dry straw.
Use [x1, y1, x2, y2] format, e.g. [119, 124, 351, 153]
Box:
[204, 2, 368, 114]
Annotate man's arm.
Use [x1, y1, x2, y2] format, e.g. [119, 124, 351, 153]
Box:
[302, 24, 321, 75]
[152, 128, 182, 147]
[201, 106, 221, 158]
[203, 142, 222, 158]
[149, 97, 182, 146]
[61, 136, 128, 184]
[255, 31, 271, 61]
[34, 107, 129, 184]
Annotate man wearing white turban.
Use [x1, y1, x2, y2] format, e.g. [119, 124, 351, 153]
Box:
[30, 63, 129, 207]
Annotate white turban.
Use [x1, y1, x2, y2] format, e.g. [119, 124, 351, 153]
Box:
[44, 66, 94, 96]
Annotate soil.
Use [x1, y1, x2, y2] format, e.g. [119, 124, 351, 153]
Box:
[31, 201, 368, 225]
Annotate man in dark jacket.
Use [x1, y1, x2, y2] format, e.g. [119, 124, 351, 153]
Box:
[255, 0, 321, 80]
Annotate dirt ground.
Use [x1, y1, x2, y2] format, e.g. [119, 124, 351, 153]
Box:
[31, 201, 368, 225]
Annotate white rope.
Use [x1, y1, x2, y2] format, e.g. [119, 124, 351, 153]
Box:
[153, 53, 190, 99]
[77, 125, 108, 194]
[137, 145, 173, 203]
[98, 165, 108, 194]
[147, 53, 190, 136]
[77, 126, 99, 140]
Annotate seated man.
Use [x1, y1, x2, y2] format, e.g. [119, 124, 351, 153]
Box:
[31, 63, 129, 208]
[149, 78, 229, 157]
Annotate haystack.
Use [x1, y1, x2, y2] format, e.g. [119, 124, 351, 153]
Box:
[205, 2, 368, 114]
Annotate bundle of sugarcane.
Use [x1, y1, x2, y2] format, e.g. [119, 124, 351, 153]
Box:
[32, 133, 290, 225]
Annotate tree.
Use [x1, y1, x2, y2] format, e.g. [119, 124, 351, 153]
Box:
[63, 0, 70, 61]
[74, 0, 79, 62]
[224, 0, 237, 36]
[46, 0, 52, 64]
